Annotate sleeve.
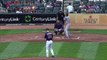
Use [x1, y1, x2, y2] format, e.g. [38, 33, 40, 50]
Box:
[52, 33, 53, 39]
[61, 23, 64, 29]
[63, 12, 65, 17]
[64, 17, 66, 21]
[54, 23, 57, 29]
[44, 33, 47, 39]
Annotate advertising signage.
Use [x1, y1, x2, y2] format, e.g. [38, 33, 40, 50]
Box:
[0, 14, 57, 24]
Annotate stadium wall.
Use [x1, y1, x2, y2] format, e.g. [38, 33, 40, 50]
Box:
[70, 14, 107, 25]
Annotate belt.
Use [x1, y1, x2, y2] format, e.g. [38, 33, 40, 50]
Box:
[46, 40, 52, 41]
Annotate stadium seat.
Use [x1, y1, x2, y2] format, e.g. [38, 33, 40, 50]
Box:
[39, 7, 45, 10]
[105, 3, 107, 10]
[95, 1, 101, 4]
[53, 7, 60, 10]
[45, 7, 53, 14]
[45, 0, 49, 3]
[73, 4, 79, 12]
[45, 9, 53, 14]
[38, 3, 44, 7]
[53, 7, 60, 13]
[105, 10, 107, 13]
[54, 4, 61, 7]
[36, 9, 44, 14]
[56, 1, 62, 4]
[73, 1, 80, 5]
[53, 9, 59, 14]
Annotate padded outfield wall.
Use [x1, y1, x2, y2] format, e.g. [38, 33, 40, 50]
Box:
[69, 14, 107, 29]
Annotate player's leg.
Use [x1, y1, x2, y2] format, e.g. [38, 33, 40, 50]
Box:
[68, 24, 71, 37]
[54, 29, 58, 35]
[65, 24, 69, 38]
[59, 29, 64, 35]
[49, 41, 55, 57]
[46, 41, 49, 57]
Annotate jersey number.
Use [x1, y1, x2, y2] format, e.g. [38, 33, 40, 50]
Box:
[47, 34, 52, 39]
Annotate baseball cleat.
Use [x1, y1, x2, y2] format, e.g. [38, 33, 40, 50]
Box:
[51, 55, 55, 58]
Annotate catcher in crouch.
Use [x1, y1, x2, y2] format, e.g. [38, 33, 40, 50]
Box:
[54, 20, 64, 35]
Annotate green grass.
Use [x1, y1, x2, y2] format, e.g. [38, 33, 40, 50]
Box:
[0, 42, 107, 60]
[18, 42, 45, 57]
[0, 29, 107, 60]
[58, 42, 81, 58]
[78, 42, 99, 60]
[1, 29, 107, 35]
[95, 43, 107, 60]
[0, 29, 43, 35]
[0, 42, 28, 59]
[0, 43, 10, 54]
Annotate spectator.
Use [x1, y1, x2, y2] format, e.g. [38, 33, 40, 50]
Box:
[0, 3, 2, 7]
[16, 8, 22, 13]
[79, 2, 86, 13]
[46, 2, 53, 8]
[14, 0, 19, 5]
[31, 5, 36, 13]
[56, 0, 63, 4]
[5, 1, 12, 9]
[0, 0, 63, 13]
[86, 3, 95, 13]
[66, 3, 74, 13]
[0, 3, 8, 13]
[94, 3, 100, 13]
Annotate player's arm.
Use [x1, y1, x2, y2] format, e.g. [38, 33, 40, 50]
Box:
[64, 17, 67, 25]
[54, 23, 57, 29]
[52, 33, 54, 40]
[44, 33, 47, 39]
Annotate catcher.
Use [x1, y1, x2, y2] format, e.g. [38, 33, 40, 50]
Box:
[54, 20, 64, 35]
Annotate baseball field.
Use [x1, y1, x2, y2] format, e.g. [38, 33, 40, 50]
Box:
[0, 25, 107, 60]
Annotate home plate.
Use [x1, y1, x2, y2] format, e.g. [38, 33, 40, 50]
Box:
[35, 36, 39, 39]
[61, 36, 80, 40]
[77, 36, 80, 39]
[55, 37, 61, 39]
[71, 36, 80, 40]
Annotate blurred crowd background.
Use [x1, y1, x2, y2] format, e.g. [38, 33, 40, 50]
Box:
[73, 0, 107, 13]
[0, 0, 63, 13]
[0, 0, 107, 14]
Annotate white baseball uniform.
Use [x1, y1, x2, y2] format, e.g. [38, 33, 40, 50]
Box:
[64, 16, 71, 38]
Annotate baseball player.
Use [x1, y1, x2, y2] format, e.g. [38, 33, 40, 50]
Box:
[54, 20, 64, 35]
[44, 28, 55, 57]
[64, 13, 71, 38]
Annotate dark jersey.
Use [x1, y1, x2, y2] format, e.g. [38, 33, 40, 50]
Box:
[57, 11, 65, 21]
[44, 32, 53, 41]
[54, 22, 63, 29]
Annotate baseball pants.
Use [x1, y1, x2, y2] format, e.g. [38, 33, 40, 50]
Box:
[65, 23, 71, 38]
[46, 40, 54, 57]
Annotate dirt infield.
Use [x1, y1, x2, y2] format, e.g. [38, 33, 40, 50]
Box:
[0, 33, 107, 43]
[8, 57, 80, 60]
[1, 25, 107, 60]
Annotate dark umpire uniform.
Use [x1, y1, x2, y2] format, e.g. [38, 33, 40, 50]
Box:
[57, 10, 65, 25]
[44, 28, 55, 57]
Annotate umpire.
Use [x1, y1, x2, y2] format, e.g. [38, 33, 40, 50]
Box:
[57, 10, 65, 25]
